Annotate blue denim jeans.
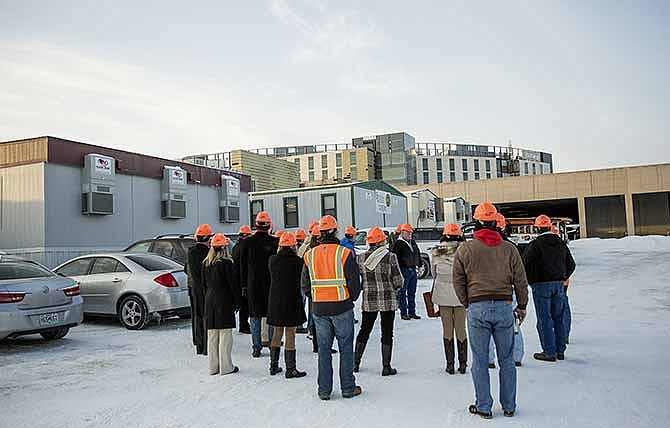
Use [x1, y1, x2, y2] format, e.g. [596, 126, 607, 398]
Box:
[249, 317, 274, 353]
[398, 267, 418, 316]
[313, 309, 356, 398]
[468, 301, 517, 413]
[564, 287, 572, 343]
[531, 281, 567, 356]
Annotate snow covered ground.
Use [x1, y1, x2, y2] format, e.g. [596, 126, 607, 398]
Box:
[2, 237, 670, 428]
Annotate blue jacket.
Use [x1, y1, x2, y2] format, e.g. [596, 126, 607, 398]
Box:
[341, 237, 357, 255]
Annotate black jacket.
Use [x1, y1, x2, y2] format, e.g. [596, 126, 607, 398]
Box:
[301, 236, 362, 316]
[202, 258, 241, 330]
[267, 253, 307, 327]
[238, 231, 279, 318]
[522, 233, 576, 285]
[391, 237, 421, 269]
[186, 243, 209, 316]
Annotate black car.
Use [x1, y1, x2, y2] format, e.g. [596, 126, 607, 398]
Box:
[123, 233, 239, 266]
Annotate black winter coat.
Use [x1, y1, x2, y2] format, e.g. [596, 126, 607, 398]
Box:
[267, 254, 307, 327]
[238, 232, 279, 318]
[186, 243, 209, 316]
[391, 237, 421, 269]
[202, 258, 241, 330]
[522, 233, 576, 285]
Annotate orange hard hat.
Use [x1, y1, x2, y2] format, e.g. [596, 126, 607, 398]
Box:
[443, 223, 462, 236]
[279, 232, 297, 247]
[319, 215, 338, 231]
[238, 225, 252, 235]
[210, 233, 229, 247]
[344, 226, 356, 236]
[535, 214, 552, 228]
[274, 230, 284, 238]
[495, 213, 506, 229]
[473, 202, 498, 222]
[295, 228, 307, 240]
[194, 224, 213, 237]
[399, 223, 413, 233]
[366, 227, 386, 244]
[308, 221, 319, 233]
[395, 224, 402, 233]
[255, 211, 272, 224]
[311, 227, 320, 237]
[551, 225, 558, 234]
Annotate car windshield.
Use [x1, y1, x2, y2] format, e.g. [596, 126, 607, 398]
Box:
[0, 262, 54, 280]
[353, 231, 367, 246]
[126, 255, 181, 271]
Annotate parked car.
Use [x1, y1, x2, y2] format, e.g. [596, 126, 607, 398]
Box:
[54, 253, 190, 330]
[123, 233, 238, 266]
[352, 227, 438, 279]
[0, 256, 83, 341]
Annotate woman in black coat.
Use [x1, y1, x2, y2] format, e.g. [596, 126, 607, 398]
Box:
[267, 232, 307, 379]
[202, 233, 241, 376]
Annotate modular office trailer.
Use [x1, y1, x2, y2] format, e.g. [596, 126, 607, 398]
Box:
[0, 137, 251, 267]
[248, 180, 408, 232]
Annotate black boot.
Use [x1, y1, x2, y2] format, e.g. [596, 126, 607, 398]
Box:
[457, 339, 468, 374]
[353, 340, 367, 373]
[284, 349, 306, 379]
[269, 347, 283, 375]
[443, 338, 455, 375]
[381, 344, 397, 376]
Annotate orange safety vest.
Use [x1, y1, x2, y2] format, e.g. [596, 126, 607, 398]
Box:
[304, 244, 352, 302]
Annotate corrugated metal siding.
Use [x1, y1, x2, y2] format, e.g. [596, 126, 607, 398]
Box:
[0, 138, 48, 168]
[0, 163, 45, 248]
[352, 187, 407, 228]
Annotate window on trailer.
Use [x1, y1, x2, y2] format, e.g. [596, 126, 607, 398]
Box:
[250, 200, 264, 226]
[321, 193, 337, 218]
[283, 197, 299, 228]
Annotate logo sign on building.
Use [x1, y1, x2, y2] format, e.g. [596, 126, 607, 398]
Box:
[375, 190, 392, 215]
[171, 169, 186, 185]
[94, 157, 112, 175]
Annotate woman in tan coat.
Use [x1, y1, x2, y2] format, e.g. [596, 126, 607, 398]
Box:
[431, 223, 467, 374]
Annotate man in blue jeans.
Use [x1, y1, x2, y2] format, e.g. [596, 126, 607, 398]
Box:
[301, 215, 362, 400]
[392, 223, 421, 320]
[453, 202, 529, 419]
[523, 215, 576, 361]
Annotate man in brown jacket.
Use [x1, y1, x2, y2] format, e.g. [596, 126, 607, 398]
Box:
[453, 202, 528, 419]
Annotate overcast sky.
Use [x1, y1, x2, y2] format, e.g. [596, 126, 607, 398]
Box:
[1, 1, 668, 172]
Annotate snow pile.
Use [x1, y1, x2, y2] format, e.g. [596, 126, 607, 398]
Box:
[2, 237, 670, 427]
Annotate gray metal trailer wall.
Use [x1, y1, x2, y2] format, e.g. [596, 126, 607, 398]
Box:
[352, 187, 407, 228]
[1, 163, 248, 267]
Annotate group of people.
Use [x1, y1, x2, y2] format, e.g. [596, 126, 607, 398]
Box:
[184, 202, 575, 418]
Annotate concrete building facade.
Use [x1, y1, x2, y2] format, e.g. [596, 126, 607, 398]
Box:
[399, 163, 670, 238]
[0, 137, 251, 267]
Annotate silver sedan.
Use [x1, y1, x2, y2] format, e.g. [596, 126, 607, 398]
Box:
[54, 253, 190, 330]
[0, 256, 83, 341]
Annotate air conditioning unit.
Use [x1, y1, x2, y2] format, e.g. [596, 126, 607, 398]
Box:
[161, 166, 187, 219]
[81, 154, 115, 215]
[219, 175, 240, 223]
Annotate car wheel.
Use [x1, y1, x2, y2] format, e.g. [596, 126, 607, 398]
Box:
[40, 327, 70, 341]
[418, 257, 431, 279]
[118, 295, 149, 330]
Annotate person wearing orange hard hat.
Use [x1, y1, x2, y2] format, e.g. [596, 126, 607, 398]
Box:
[432, 223, 467, 375]
[391, 223, 422, 321]
[341, 226, 357, 255]
[452, 202, 529, 418]
[301, 215, 363, 400]
[238, 211, 280, 357]
[267, 232, 308, 379]
[523, 215, 576, 363]
[202, 233, 241, 375]
[295, 228, 307, 247]
[232, 225, 254, 334]
[186, 224, 214, 355]
[353, 227, 403, 377]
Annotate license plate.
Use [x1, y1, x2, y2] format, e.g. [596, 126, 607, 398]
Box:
[39, 312, 60, 326]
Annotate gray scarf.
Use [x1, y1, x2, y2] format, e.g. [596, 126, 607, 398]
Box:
[364, 247, 389, 271]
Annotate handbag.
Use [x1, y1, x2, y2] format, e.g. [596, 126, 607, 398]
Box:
[423, 278, 440, 318]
